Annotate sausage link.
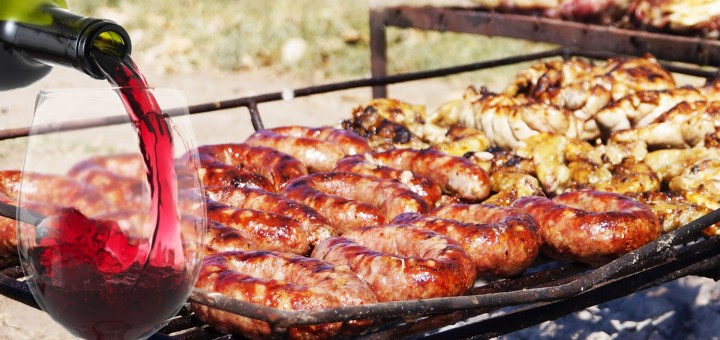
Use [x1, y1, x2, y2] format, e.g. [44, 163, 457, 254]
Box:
[195, 143, 308, 191]
[312, 225, 476, 302]
[192, 251, 377, 339]
[193, 163, 275, 192]
[244, 126, 371, 173]
[206, 202, 310, 255]
[394, 204, 542, 278]
[283, 172, 429, 232]
[204, 186, 337, 247]
[204, 220, 256, 254]
[334, 154, 443, 207]
[363, 149, 491, 201]
[67, 153, 145, 179]
[267, 126, 372, 156]
[512, 190, 662, 266]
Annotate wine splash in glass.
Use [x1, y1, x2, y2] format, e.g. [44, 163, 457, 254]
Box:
[16, 50, 206, 340]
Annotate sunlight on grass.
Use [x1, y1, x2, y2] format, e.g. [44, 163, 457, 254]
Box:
[71, 0, 552, 81]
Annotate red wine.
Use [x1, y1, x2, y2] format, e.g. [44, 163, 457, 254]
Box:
[25, 51, 196, 339]
[30, 209, 190, 340]
[90, 51, 185, 267]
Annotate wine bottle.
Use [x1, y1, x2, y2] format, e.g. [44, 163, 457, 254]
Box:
[0, 0, 132, 90]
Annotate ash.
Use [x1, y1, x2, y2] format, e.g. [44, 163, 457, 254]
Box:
[502, 276, 720, 339]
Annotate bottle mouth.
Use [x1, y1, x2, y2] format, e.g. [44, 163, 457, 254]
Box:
[78, 20, 132, 79]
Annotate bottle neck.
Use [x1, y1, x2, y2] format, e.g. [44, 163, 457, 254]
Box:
[0, 6, 132, 79]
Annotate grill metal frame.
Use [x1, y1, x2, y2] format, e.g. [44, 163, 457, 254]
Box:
[1, 5, 720, 339]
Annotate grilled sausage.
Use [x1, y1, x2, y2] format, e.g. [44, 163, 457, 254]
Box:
[206, 202, 310, 255]
[68, 167, 146, 211]
[512, 190, 662, 266]
[393, 203, 542, 278]
[360, 149, 491, 201]
[244, 126, 371, 172]
[203, 220, 256, 255]
[67, 153, 145, 179]
[195, 143, 308, 191]
[334, 154, 443, 207]
[192, 163, 275, 192]
[283, 172, 429, 233]
[268, 126, 372, 155]
[192, 251, 377, 339]
[311, 224, 476, 302]
[204, 186, 337, 247]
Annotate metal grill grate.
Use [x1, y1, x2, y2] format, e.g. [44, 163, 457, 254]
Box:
[2, 5, 720, 339]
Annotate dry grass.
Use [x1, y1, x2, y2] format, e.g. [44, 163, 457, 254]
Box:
[71, 0, 552, 81]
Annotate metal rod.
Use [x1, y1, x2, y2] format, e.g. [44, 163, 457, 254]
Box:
[370, 8, 389, 98]
[380, 6, 720, 66]
[183, 208, 720, 329]
[0, 201, 44, 226]
[247, 101, 265, 131]
[425, 238, 720, 339]
[0, 48, 566, 141]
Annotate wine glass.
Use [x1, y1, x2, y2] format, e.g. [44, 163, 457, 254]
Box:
[15, 88, 206, 340]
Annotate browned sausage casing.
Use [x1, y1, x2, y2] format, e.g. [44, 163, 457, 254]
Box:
[67, 153, 145, 179]
[362, 149, 491, 201]
[311, 225, 476, 302]
[245, 126, 371, 173]
[334, 154, 443, 207]
[206, 202, 310, 255]
[512, 190, 662, 266]
[193, 164, 275, 192]
[192, 251, 377, 339]
[0, 170, 116, 257]
[203, 219, 256, 254]
[393, 203, 542, 278]
[266, 126, 372, 156]
[204, 186, 337, 247]
[283, 172, 429, 233]
[195, 143, 308, 191]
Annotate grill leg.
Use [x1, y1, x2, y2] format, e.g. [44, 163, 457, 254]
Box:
[370, 8, 388, 99]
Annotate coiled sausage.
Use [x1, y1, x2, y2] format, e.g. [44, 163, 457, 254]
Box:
[512, 190, 662, 265]
[192, 250, 377, 339]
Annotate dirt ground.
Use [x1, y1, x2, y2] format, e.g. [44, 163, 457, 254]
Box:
[1, 64, 719, 339]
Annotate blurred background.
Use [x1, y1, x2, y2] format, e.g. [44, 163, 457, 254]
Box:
[73, 0, 547, 80]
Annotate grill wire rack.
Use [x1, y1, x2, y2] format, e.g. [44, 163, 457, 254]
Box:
[2, 5, 720, 339]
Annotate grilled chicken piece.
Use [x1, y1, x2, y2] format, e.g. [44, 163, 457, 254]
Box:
[595, 80, 720, 134]
[436, 87, 590, 149]
[467, 147, 543, 205]
[668, 158, 720, 210]
[631, 0, 720, 38]
[430, 126, 491, 157]
[509, 55, 675, 103]
[505, 55, 675, 142]
[483, 172, 545, 206]
[625, 191, 717, 233]
[515, 133, 573, 195]
[610, 100, 720, 149]
[341, 100, 428, 151]
[645, 146, 720, 182]
[574, 157, 661, 194]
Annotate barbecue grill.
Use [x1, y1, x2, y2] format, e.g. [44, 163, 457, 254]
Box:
[2, 4, 720, 339]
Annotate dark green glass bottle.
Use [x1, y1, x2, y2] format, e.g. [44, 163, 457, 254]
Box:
[0, 0, 132, 90]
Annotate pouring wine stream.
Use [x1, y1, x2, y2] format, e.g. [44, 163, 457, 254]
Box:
[90, 50, 186, 268]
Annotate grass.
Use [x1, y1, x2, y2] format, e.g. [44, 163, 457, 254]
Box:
[71, 0, 552, 81]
